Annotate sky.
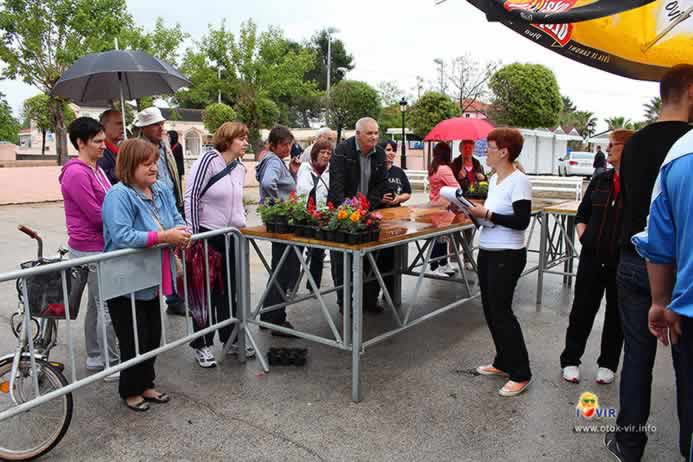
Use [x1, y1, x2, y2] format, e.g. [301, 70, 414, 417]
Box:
[0, 0, 659, 132]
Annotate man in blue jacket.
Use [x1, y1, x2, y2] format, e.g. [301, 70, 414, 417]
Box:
[633, 128, 693, 462]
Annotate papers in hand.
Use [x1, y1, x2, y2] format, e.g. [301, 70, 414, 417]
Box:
[439, 187, 494, 228]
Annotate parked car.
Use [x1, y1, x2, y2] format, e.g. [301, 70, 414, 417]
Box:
[558, 151, 597, 177]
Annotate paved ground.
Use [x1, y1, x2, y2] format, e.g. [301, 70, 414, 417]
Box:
[0, 193, 684, 461]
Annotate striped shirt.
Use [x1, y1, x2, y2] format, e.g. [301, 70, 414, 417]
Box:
[184, 149, 247, 234]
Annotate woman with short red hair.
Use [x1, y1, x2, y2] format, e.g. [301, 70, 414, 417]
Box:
[467, 128, 533, 397]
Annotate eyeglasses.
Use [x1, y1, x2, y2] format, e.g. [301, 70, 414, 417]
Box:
[582, 398, 596, 405]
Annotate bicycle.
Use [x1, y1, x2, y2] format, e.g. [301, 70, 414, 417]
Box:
[0, 225, 87, 461]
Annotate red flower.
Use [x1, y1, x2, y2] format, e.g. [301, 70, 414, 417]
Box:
[357, 192, 370, 210]
[327, 202, 335, 211]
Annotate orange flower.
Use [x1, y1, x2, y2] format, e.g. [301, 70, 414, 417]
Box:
[337, 209, 348, 220]
[350, 211, 361, 222]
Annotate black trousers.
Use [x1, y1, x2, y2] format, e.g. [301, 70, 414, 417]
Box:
[261, 243, 300, 324]
[107, 296, 161, 399]
[377, 247, 396, 302]
[431, 239, 448, 270]
[330, 252, 379, 309]
[560, 251, 623, 371]
[478, 248, 531, 382]
[306, 248, 325, 290]
[190, 228, 236, 349]
[673, 317, 693, 461]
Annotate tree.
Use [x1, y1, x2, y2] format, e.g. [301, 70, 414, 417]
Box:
[175, 20, 317, 147]
[202, 103, 237, 133]
[561, 95, 576, 113]
[305, 29, 354, 92]
[444, 54, 498, 113]
[377, 81, 406, 107]
[327, 80, 380, 141]
[378, 104, 403, 137]
[643, 96, 661, 124]
[0, 92, 20, 144]
[571, 111, 598, 139]
[0, 0, 134, 164]
[122, 17, 188, 67]
[23, 94, 75, 155]
[488, 63, 562, 128]
[605, 116, 634, 130]
[408, 91, 459, 138]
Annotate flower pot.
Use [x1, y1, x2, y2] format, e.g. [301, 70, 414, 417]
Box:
[369, 228, 381, 242]
[360, 231, 371, 243]
[315, 228, 326, 241]
[346, 232, 361, 245]
[275, 222, 289, 234]
[294, 225, 305, 237]
[334, 230, 346, 243]
[325, 230, 336, 242]
[265, 222, 276, 233]
[287, 224, 295, 233]
[304, 226, 317, 239]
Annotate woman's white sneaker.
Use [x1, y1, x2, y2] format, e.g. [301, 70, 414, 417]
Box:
[596, 367, 615, 384]
[562, 366, 580, 383]
[194, 347, 217, 368]
[438, 263, 457, 275]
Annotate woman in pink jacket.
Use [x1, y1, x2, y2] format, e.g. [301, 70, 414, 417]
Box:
[427, 143, 461, 278]
[60, 117, 119, 380]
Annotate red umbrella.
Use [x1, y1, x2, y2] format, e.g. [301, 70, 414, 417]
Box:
[424, 117, 495, 142]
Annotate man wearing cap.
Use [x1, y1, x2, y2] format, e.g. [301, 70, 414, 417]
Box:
[133, 107, 183, 212]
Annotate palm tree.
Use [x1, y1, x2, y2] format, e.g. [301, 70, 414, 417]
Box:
[571, 110, 598, 138]
[643, 97, 661, 123]
[605, 116, 634, 130]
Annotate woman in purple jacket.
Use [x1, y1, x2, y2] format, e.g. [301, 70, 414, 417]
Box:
[184, 122, 253, 368]
[60, 117, 120, 380]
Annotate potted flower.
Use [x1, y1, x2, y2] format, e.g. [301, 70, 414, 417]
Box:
[258, 200, 279, 233]
[364, 211, 383, 242]
[343, 209, 367, 244]
[291, 195, 319, 238]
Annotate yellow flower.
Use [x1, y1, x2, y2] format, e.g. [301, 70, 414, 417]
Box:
[337, 210, 348, 220]
[350, 211, 361, 222]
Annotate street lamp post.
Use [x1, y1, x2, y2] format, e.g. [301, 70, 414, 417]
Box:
[326, 27, 339, 94]
[399, 97, 408, 169]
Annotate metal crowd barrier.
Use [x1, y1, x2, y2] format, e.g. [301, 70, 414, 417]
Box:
[0, 227, 256, 460]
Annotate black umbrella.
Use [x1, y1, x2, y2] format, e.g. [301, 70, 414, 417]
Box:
[51, 50, 192, 137]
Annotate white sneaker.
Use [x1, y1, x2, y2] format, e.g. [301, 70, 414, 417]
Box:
[194, 347, 217, 368]
[227, 344, 256, 358]
[103, 370, 120, 383]
[596, 367, 615, 385]
[426, 267, 450, 278]
[562, 366, 580, 383]
[438, 263, 457, 275]
[86, 357, 104, 371]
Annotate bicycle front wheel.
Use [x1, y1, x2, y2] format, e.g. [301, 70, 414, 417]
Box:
[0, 359, 73, 461]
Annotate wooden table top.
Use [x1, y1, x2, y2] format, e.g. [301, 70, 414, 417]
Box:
[241, 203, 475, 250]
[241, 198, 575, 249]
[543, 200, 580, 214]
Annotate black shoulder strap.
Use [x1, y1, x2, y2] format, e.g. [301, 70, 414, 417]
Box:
[200, 160, 239, 198]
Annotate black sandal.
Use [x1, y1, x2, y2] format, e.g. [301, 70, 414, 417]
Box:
[125, 399, 150, 412]
[143, 392, 170, 404]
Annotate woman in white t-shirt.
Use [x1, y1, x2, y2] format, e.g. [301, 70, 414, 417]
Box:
[467, 128, 533, 397]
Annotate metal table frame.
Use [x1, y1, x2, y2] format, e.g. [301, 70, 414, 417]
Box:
[239, 223, 479, 402]
[536, 205, 579, 305]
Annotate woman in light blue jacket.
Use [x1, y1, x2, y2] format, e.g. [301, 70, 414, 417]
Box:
[102, 138, 191, 412]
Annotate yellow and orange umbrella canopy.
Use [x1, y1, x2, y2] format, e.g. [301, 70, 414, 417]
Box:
[467, 0, 693, 81]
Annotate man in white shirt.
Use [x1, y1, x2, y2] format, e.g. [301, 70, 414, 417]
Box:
[300, 127, 336, 163]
